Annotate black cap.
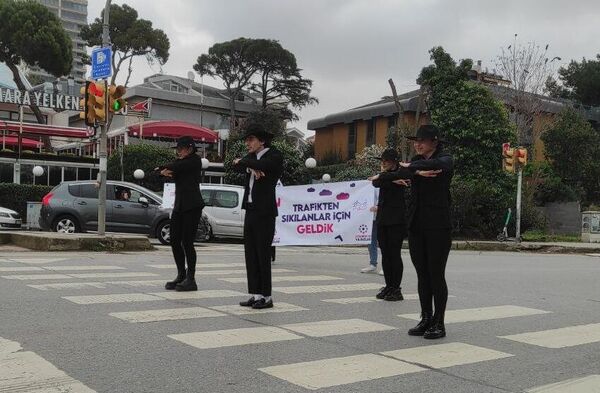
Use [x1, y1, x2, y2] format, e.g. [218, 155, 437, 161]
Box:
[171, 135, 197, 149]
[376, 148, 399, 161]
[240, 122, 273, 141]
[407, 124, 445, 142]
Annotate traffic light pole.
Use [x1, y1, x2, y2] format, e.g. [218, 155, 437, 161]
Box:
[515, 168, 523, 243]
[97, 0, 112, 236]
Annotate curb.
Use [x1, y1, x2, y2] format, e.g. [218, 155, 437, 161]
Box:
[3, 232, 154, 252]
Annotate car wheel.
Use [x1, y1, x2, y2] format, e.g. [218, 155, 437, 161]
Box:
[52, 215, 80, 234]
[156, 221, 171, 245]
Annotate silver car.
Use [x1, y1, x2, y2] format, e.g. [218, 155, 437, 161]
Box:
[39, 180, 209, 244]
[200, 184, 245, 239]
[0, 206, 22, 230]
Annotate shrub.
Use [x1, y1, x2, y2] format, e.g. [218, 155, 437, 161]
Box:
[108, 144, 175, 192]
[0, 183, 53, 222]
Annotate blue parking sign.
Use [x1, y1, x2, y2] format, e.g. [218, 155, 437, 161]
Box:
[91, 47, 112, 79]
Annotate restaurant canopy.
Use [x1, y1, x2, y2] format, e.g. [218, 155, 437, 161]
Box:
[127, 120, 219, 143]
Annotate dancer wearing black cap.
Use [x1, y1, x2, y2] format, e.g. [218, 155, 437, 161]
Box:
[368, 148, 412, 301]
[399, 124, 454, 339]
[159, 136, 205, 291]
[234, 123, 283, 309]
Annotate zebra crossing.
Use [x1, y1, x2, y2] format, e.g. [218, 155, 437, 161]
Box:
[0, 252, 599, 392]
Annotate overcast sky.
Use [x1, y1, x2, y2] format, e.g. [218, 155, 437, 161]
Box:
[88, 0, 600, 136]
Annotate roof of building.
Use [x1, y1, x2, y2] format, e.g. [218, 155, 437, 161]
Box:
[307, 85, 600, 130]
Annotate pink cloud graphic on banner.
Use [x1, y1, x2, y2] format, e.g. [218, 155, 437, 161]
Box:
[336, 192, 350, 200]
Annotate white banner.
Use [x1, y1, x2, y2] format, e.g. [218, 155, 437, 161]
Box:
[273, 180, 375, 246]
[161, 183, 176, 209]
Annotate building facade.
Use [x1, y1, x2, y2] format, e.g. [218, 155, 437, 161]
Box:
[31, 0, 88, 84]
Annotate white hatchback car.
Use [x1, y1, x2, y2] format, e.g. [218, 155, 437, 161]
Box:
[200, 184, 245, 240]
[0, 206, 22, 230]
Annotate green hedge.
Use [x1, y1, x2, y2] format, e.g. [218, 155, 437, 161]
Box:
[0, 183, 53, 222]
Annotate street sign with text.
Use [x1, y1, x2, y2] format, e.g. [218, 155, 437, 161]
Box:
[91, 47, 112, 80]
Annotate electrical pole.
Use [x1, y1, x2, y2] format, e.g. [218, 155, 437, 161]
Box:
[97, 0, 111, 236]
[515, 168, 523, 243]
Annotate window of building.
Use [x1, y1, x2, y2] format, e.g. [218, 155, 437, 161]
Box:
[62, 10, 87, 22]
[64, 167, 76, 181]
[77, 167, 91, 181]
[366, 119, 375, 146]
[20, 164, 34, 185]
[347, 123, 357, 159]
[387, 115, 397, 129]
[62, 1, 87, 13]
[40, 0, 59, 7]
[49, 166, 62, 186]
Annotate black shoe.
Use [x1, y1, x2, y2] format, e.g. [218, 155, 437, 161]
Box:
[252, 298, 273, 309]
[376, 286, 390, 299]
[384, 288, 404, 301]
[408, 312, 433, 336]
[239, 297, 257, 307]
[423, 321, 446, 339]
[175, 277, 197, 292]
[165, 272, 185, 290]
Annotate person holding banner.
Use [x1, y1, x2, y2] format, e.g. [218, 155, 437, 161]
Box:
[399, 124, 454, 339]
[368, 148, 412, 301]
[158, 136, 205, 292]
[233, 123, 283, 309]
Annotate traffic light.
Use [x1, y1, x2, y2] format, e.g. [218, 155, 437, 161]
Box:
[108, 85, 126, 114]
[517, 147, 528, 166]
[79, 81, 106, 126]
[503, 147, 516, 173]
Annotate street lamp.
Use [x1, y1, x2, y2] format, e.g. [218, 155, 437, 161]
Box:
[32, 166, 44, 185]
[322, 173, 331, 183]
[305, 157, 317, 168]
[133, 169, 145, 180]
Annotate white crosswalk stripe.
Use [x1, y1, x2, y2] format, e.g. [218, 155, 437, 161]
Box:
[399, 305, 550, 324]
[526, 375, 600, 392]
[281, 319, 395, 337]
[151, 289, 246, 300]
[28, 282, 108, 290]
[500, 323, 600, 348]
[209, 302, 308, 315]
[169, 327, 303, 349]
[110, 307, 226, 323]
[259, 354, 424, 390]
[63, 293, 163, 304]
[274, 283, 382, 294]
[220, 275, 343, 283]
[0, 336, 96, 392]
[148, 263, 246, 269]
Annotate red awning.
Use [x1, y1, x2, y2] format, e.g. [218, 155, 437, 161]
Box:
[0, 121, 89, 138]
[127, 120, 219, 143]
[1, 135, 43, 148]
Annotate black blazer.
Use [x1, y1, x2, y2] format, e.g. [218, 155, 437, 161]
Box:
[372, 167, 413, 230]
[407, 148, 454, 230]
[235, 148, 283, 217]
[164, 153, 205, 212]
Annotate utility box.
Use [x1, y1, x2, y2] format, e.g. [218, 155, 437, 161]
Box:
[26, 202, 42, 230]
[581, 211, 600, 242]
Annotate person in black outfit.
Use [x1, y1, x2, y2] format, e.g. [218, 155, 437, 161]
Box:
[159, 136, 205, 292]
[234, 123, 283, 309]
[398, 124, 454, 339]
[368, 148, 412, 301]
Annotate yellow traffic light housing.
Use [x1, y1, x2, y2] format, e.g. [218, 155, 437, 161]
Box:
[503, 147, 516, 173]
[108, 85, 127, 114]
[79, 81, 106, 126]
[517, 147, 528, 166]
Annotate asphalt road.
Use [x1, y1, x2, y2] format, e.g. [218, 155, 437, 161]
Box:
[1, 244, 599, 393]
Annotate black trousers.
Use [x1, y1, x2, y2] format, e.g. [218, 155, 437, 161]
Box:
[408, 228, 452, 320]
[244, 210, 276, 296]
[377, 224, 405, 289]
[170, 207, 202, 274]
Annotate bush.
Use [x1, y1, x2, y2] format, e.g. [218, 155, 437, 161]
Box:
[0, 183, 53, 222]
[108, 144, 175, 192]
[523, 162, 579, 205]
[223, 139, 311, 186]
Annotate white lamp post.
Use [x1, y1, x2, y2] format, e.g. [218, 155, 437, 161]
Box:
[133, 169, 145, 180]
[322, 173, 331, 183]
[305, 157, 317, 168]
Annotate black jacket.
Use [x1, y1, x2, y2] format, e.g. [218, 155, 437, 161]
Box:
[372, 167, 413, 230]
[235, 148, 284, 217]
[164, 154, 205, 212]
[407, 148, 454, 230]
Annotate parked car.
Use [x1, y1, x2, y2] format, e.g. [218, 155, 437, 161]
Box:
[200, 184, 245, 240]
[0, 206, 22, 229]
[39, 180, 209, 245]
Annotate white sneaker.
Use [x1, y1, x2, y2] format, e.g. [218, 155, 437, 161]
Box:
[378, 269, 384, 276]
[361, 265, 378, 273]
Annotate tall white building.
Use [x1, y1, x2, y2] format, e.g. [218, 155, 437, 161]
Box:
[30, 0, 88, 84]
